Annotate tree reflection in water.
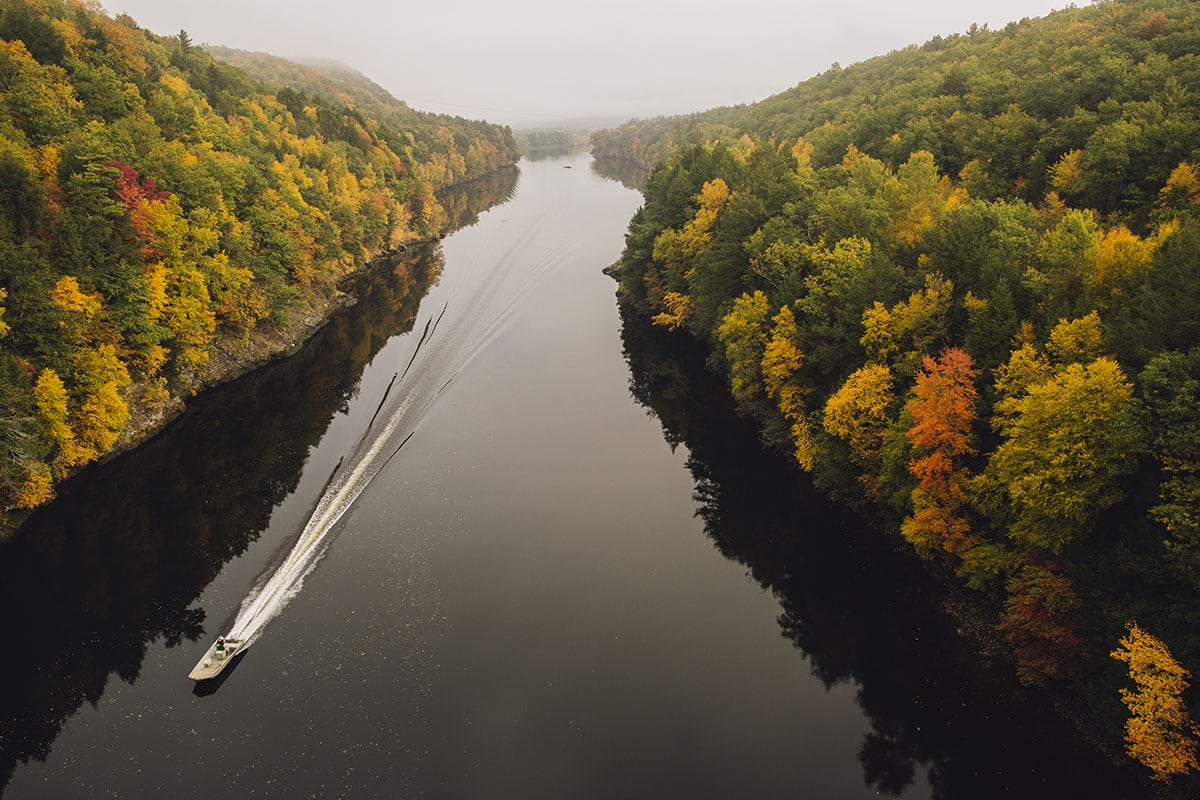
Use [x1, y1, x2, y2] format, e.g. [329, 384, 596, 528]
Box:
[619, 306, 1147, 799]
[591, 154, 649, 192]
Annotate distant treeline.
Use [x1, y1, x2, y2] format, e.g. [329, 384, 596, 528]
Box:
[0, 0, 518, 520]
[605, 0, 1200, 788]
[514, 127, 591, 152]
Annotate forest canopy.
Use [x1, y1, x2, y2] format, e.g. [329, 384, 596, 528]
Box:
[604, 0, 1200, 785]
[0, 0, 518, 518]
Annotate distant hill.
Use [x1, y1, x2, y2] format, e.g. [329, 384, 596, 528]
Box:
[207, 47, 518, 182]
[205, 47, 519, 146]
[595, 0, 1200, 223]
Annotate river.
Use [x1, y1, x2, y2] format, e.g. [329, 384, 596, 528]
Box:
[0, 151, 1146, 798]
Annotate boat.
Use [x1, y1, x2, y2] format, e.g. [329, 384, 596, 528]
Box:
[188, 636, 245, 681]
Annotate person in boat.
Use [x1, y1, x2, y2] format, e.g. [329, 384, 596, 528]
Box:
[216, 637, 226, 651]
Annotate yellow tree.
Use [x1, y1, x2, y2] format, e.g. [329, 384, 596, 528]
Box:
[652, 291, 692, 331]
[45, 279, 131, 469]
[1111, 623, 1200, 782]
[1093, 226, 1155, 297]
[14, 462, 53, 509]
[887, 150, 965, 250]
[132, 193, 218, 373]
[991, 355, 1139, 553]
[716, 291, 771, 406]
[651, 178, 730, 327]
[761, 305, 813, 469]
[187, 203, 263, 331]
[25, 368, 75, 503]
[1049, 149, 1084, 197]
[1045, 310, 1104, 365]
[988, 316, 1142, 554]
[860, 272, 954, 375]
[33, 369, 72, 450]
[1154, 162, 1200, 221]
[685, 178, 731, 252]
[69, 343, 131, 460]
[823, 363, 894, 496]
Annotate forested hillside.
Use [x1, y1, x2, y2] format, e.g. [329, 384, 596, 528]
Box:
[607, 0, 1200, 787]
[595, 0, 1199, 224]
[0, 0, 518, 523]
[205, 46, 519, 186]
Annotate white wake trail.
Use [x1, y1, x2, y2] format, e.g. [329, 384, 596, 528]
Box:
[227, 384, 419, 644]
[216, 203, 573, 654]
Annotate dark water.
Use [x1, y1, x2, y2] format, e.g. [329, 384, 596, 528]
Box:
[0, 152, 1146, 798]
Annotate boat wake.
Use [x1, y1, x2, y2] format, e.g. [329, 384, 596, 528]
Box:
[219, 212, 576, 652]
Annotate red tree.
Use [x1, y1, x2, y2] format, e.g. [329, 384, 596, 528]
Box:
[107, 160, 168, 209]
[999, 556, 1087, 684]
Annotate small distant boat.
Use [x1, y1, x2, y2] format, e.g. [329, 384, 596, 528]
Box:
[189, 636, 245, 681]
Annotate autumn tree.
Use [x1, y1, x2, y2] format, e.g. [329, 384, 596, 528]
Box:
[1153, 162, 1200, 222]
[823, 363, 895, 495]
[650, 178, 730, 330]
[1111, 623, 1200, 782]
[998, 556, 1086, 684]
[860, 272, 954, 375]
[652, 291, 692, 332]
[761, 304, 814, 469]
[900, 347, 979, 558]
[887, 150, 967, 252]
[1044, 310, 1104, 365]
[988, 327, 1141, 554]
[716, 291, 771, 406]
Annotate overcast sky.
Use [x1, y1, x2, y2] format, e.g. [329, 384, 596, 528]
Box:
[100, 0, 1067, 129]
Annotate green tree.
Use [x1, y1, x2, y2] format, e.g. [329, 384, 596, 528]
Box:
[1140, 349, 1200, 588]
[797, 236, 904, 381]
[0, 39, 81, 144]
[989, 355, 1141, 553]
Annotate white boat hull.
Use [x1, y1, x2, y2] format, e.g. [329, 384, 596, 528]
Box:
[188, 637, 244, 681]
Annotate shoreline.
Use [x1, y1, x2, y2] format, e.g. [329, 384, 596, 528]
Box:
[0, 165, 521, 542]
[0, 246, 406, 542]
